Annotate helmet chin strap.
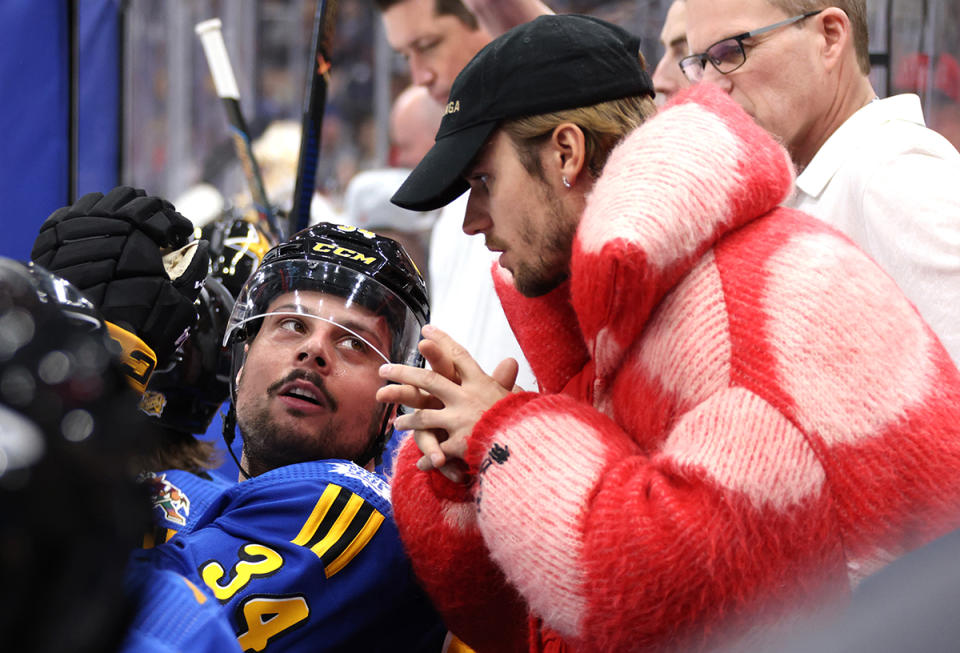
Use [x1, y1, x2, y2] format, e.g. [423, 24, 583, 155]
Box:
[355, 402, 396, 470]
[222, 402, 252, 480]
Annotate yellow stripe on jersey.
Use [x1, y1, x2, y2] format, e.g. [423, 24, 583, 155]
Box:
[141, 527, 177, 550]
[291, 483, 386, 578]
[292, 484, 342, 547]
[180, 576, 208, 604]
[308, 492, 365, 559]
[324, 509, 385, 578]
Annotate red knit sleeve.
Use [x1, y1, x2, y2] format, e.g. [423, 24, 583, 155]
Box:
[463, 388, 843, 651]
[390, 435, 529, 653]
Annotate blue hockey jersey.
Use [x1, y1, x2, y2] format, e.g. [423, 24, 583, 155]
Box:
[148, 459, 446, 652]
[140, 468, 235, 546]
[121, 551, 241, 653]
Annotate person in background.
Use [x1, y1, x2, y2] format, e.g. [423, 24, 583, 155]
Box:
[682, 0, 960, 365]
[375, 0, 546, 391]
[389, 84, 446, 168]
[894, 51, 960, 151]
[380, 14, 960, 652]
[652, 0, 691, 103]
[377, 0, 493, 105]
[341, 168, 437, 279]
[457, 0, 553, 36]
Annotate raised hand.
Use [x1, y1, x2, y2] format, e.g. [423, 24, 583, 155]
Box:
[378, 325, 517, 482]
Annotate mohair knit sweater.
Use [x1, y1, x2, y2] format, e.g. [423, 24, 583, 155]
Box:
[390, 84, 960, 652]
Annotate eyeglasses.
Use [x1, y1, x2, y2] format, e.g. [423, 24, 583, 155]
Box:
[679, 10, 823, 83]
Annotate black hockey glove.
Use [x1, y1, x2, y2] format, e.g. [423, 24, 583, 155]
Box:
[32, 186, 209, 390]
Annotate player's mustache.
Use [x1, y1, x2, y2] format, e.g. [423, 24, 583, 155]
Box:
[268, 369, 338, 411]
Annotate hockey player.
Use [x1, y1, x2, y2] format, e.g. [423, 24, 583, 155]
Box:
[30, 186, 238, 542]
[146, 223, 446, 652]
[31, 189, 275, 542]
[0, 257, 238, 653]
[138, 216, 274, 541]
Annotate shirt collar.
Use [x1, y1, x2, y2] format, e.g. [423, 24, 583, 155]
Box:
[794, 94, 926, 199]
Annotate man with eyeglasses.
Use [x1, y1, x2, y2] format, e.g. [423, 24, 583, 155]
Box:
[684, 0, 960, 366]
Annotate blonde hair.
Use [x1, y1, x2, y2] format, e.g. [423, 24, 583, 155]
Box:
[502, 94, 657, 181]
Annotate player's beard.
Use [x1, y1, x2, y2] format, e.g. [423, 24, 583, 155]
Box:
[237, 391, 384, 476]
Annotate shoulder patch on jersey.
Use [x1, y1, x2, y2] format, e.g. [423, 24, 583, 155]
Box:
[140, 471, 191, 526]
[327, 461, 391, 503]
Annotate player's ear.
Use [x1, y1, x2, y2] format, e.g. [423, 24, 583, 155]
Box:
[386, 403, 400, 430]
[234, 344, 250, 385]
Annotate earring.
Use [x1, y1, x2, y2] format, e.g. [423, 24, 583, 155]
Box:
[562, 176, 571, 188]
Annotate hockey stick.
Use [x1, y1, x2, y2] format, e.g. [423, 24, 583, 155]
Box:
[195, 18, 283, 243]
[289, 0, 339, 235]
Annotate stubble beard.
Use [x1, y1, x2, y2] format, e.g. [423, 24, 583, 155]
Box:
[511, 186, 577, 298]
[236, 386, 383, 476]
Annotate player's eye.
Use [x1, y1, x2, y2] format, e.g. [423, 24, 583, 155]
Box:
[337, 336, 369, 353]
[278, 317, 307, 334]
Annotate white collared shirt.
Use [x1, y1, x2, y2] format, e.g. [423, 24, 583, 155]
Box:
[788, 94, 960, 365]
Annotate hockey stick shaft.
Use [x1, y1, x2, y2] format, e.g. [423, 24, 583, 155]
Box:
[195, 18, 283, 242]
[290, 0, 338, 235]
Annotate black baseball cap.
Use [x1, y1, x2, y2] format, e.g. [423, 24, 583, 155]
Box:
[391, 14, 654, 212]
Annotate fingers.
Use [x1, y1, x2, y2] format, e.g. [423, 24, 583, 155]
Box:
[392, 406, 447, 433]
[376, 383, 441, 410]
[491, 357, 520, 392]
[412, 428, 447, 470]
[427, 459, 467, 484]
[380, 362, 460, 402]
[420, 338, 459, 383]
[422, 325, 487, 379]
[395, 409, 470, 478]
[414, 441, 468, 484]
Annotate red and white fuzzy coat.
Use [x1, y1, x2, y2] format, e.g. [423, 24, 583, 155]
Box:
[390, 84, 960, 652]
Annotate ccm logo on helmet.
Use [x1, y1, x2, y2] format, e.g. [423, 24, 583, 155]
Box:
[312, 242, 377, 266]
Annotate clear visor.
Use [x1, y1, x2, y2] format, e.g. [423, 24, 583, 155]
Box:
[230, 300, 393, 365]
[224, 258, 424, 400]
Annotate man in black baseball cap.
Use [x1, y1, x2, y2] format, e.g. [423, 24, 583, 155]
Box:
[392, 13, 655, 212]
